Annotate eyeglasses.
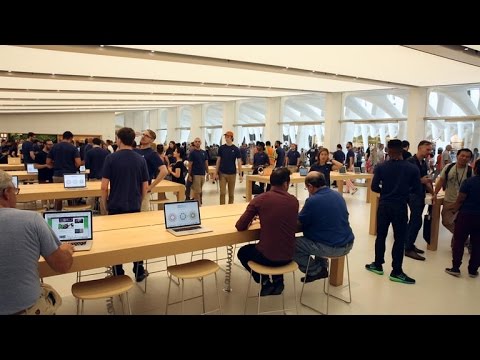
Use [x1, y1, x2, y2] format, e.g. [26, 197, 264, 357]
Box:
[2, 187, 20, 195]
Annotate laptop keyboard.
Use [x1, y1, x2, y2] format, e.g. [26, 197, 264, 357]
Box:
[71, 241, 87, 246]
[173, 226, 201, 232]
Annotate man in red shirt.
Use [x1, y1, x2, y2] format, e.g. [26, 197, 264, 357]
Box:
[236, 167, 299, 296]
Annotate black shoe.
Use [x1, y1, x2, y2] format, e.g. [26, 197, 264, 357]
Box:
[389, 272, 415, 284]
[405, 250, 425, 261]
[445, 267, 461, 277]
[468, 270, 479, 278]
[135, 270, 149, 282]
[413, 246, 425, 254]
[365, 262, 384, 275]
[301, 268, 328, 283]
[270, 282, 285, 296]
[260, 280, 275, 296]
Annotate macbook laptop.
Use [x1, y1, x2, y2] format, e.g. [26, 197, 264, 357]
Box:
[63, 173, 86, 189]
[26, 163, 38, 174]
[43, 210, 93, 251]
[339, 166, 346, 174]
[79, 165, 86, 172]
[299, 167, 308, 176]
[164, 200, 212, 236]
[360, 167, 366, 173]
[11, 175, 18, 189]
[354, 167, 361, 174]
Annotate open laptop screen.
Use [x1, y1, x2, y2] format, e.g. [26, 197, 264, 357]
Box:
[164, 201, 201, 229]
[26, 163, 38, 174]
[64, 173, 86, 188]
[43, 211, 93, 242]
[11, 175, 18, 189]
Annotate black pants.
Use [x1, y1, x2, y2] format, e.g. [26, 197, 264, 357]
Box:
[375, 202, 408, 274]
[406, 193, 425, 251]
[237, 244, 290, 284]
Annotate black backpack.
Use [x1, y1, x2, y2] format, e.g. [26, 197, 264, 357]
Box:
[442, 163, 472, 190]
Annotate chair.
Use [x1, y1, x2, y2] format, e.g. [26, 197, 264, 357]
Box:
[71, 275, 134, 315]
[244, 260, 299, 315]
[165, 259, 222, 315]
[299, 254, 351, 315]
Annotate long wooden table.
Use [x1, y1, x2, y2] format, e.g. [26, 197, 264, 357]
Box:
[245, 171, 373, 203]
[7, 170, 90, 181]
[17, 180, 185, 202]
[38, 204, 346, 288]
[0, 164, 24, 171]
[369, 192, 444, 251]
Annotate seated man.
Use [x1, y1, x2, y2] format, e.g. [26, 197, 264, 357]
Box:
[295, 171, 354, 283]
[0, 170, 74, 315]
[236, 167, 299, 296]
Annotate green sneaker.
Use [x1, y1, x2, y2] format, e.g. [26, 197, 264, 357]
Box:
[365, 262, 384, 275]
[389, 272, 415, 284]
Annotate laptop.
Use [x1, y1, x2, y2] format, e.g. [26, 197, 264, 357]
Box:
[354, 167, 361, 174]
[360, 167, 366, 173]
[339, 166, 346, 174]
[63, 173, 86, 189]
[11, 175, 18, 189]
[299, 167, 308, 176]
[43, 210, 93, 251]
[26, 163, 38, 174]
[164, 200, 212, 236]
[79, 165, 86, 172]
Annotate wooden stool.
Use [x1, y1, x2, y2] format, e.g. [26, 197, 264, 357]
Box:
[63, 204, 92, 211]
[165, 259, 222, 315]
[71, 275, 134, 315]
[244, 260, 298, 315]
[299, 254, 351, 315]
[149, 199, 172, 211]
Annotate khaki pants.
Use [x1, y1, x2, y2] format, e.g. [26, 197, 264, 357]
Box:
[441, 201, 457, 235]
[191, 175, 205, 204]
[219, 173, 236, 204]
[141, 193, 151, 212]
[18, 283, 62, 315]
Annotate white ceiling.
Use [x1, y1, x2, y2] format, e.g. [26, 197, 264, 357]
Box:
[0, 45, 479, 114]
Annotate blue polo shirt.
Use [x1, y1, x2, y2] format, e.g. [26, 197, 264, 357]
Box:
[189, 149, 208, 175]
[218, 144, 241, 174]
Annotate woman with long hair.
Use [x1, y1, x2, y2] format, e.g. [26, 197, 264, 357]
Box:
[309, 148, 343, 187]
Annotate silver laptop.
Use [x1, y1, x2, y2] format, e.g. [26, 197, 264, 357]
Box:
[43, 210, 93, 251]
[164, 200, 212, 236]
[299, 167, 308, 176]
[339, 166, 347, 174]
[79, 165, 86, 172]
[63, 173, 86, 189]
[11, 175, 18, 189]
[354, 167, 361, 174]
[26, 163, 38, 174]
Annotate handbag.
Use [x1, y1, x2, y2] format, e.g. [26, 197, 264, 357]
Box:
[423, 205, 432, 244]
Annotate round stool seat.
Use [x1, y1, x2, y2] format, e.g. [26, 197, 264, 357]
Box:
[72, 275, 133, 300]
[247, 260, 298, 275]
[167, 259, 219, 279]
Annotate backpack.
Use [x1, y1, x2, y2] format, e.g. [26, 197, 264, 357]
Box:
[442, 163, 472, 190]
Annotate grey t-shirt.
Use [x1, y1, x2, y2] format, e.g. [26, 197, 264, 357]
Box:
[440, 164, 470, 203]
[0, 208, 60, 315]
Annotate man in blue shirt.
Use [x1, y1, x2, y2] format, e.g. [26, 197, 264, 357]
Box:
[366, 139, 422, 284]
[294, 171, 354, 283]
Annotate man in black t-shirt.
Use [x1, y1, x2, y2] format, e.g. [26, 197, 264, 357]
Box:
[214, 131, 242, 204]
[21, 132, 36, 170]
[34, 140, 54, 183]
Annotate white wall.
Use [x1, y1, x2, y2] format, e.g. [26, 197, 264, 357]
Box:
[0, 112, 116, 141]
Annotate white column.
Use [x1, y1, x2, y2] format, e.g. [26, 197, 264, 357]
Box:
[166, 108, 178, 143]
[223, 101, 236, 145]
[324, 93, 342, 150]
[407, 88, 428, 146]
[264, 97, 282, 144]
[472, 120, 480, 149]
[190, 104, 204, 144]
[148, 110, 160, 140]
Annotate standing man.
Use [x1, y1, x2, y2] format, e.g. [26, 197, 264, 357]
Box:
[21, 132, 36, 169]
[85, 138, 109, 180]
[402, 140, 412, 160]
[188, 137, 208, 206]
[274, 140, 286, 169]
[442, 145, 453, 167]
[404, 140, 434, 261]
[434, 148, 473, 244]
[34, 140, 54, 184]
[0, 170, 73, 315]
[236, 168, 299, 296]
[285, 143, 301, 173]
[47, 131, 81, 210]
[135, 129, 168, 211]
[215, 131, 243, 205]
[101, 127, 149, 282]
[365, 139, 422, 284]
[295, 171, 354, 283]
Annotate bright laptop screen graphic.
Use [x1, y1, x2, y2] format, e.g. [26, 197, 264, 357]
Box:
[164, 201, 201, 229]
[63, 173, 86, 188]
[44, 211, 93, 242]
[11, 175, 18, 189]
[26, 163, 38, 174]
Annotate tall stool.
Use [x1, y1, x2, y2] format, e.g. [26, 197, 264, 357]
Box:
[299, 254, 351, 315]
[244, 261, 299, 315]
[71, 275, 134, 315]
[165, 259, 222, 315]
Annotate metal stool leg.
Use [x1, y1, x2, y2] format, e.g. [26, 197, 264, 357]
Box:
[165, 274, 173, 315]
[244, 274, 252, 314]
[214, 272, 222, 315]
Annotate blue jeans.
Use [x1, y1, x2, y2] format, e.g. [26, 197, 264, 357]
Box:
[294, 236, 353, 276]
[406, 193, 425, 251]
